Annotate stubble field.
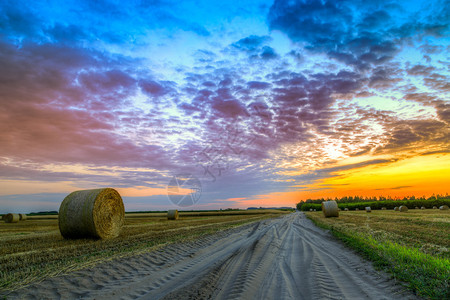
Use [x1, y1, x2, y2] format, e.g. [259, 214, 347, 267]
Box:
[0, 210, 289, 292]
[307, 209, 449, 299]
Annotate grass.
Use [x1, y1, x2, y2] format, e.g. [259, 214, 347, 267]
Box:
[0, 210, 289, 292]
[307, 209, 450, 299]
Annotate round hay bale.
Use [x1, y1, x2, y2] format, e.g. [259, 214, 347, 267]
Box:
[365, 207, 372, 213]
[439, 205, 449, 210]
[394, 207, 399, 211]
[4, 213, 19, 223]
[421, 206, 425, 209]
[321, 201, 339, 218]
[433, 206, 437, 209]
[313, 209, 317, 212]
[19, 213, 27, 221]
[309, 208, 313, 212]
[399, 206, 408, 212]
[58, 188, 124, 239]
[344, 208, 349, 211]
[167, 209, 179, 220]
[415, 206, 419, 209]
[355, 208, 359, 211]
[381, 207, 386, 210]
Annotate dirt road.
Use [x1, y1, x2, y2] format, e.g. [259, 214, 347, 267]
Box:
[6, 213, 419, 299]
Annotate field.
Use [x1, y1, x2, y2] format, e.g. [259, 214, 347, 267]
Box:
[0, 210, 289, 292]
[307, 209, 450, 299]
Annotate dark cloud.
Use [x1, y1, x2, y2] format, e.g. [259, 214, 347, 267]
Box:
[232, 35, 271, 51]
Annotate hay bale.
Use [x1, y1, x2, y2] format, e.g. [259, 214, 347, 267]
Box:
[313, 209, 316, 211]
[344, 208, 349, 211]
[365, 207, 371, 213]
[399, 206, 408, 212]
[167, 209, 179, 220]
[433, 206, 437, 209]
[309, 209, 313, 212]
[439, 205, 449, 210]
[58, 188, 124, 239]
[4, 213, 19, 223]
[355, 208, 359, 211]
[394, 207, 399, 211]
[19, 213, 27, 221]
[415, 206, 419, 209]
[421, 206, 425, 210]
[322, 201, 339, 218]
[381, 207, 387, 210]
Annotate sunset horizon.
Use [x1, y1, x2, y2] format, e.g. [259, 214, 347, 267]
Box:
[1, 0, 449, 213]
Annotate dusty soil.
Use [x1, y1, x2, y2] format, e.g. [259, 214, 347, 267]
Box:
[4, 213, 420, 299]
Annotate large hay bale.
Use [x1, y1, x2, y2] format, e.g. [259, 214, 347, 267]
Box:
[399, 206, 408, 212]
[167, 209, 179, 220]
[433, 206, 437, 209]
[394, 207, 399, 211]
[439, 205, 449, 210]
[365, 207, 372, 213]
[4, 213, 19, 223]
[58, 188, 124, 239]
[19, 213, 27, 221]
[421, 206, 425, 210]
[322, 201, 339, 218]
[381, 207, 387, 210]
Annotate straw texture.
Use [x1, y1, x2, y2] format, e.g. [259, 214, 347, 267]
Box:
[168, 209, 179, 220]
[439, 205, 449, 210]
[19, 213, 27, 221]
[365, 207, 371, 213]
[58, 188, 124, 239]
[4, 213, 19, 223]
[322, 201, 339, 218]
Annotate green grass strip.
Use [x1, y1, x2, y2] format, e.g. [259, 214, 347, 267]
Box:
[308, 216, 450, 299]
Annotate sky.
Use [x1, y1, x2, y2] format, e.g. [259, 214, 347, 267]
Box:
[0, 0, 449, 213]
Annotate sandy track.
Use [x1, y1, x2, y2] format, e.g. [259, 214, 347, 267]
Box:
[5, 213, 419, 300]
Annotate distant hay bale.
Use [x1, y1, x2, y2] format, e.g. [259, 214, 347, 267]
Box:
[394, 207, 399, 211]
[415, 206, 419, 209]
[313, 209, 316, 211]
[4, 213, 19, 223]
[355, 208, 359, 211]
[322, 201, 339, 218]
[309, 209, 313, 212]
[365, 207, 372, 213]
[433, 206, 437, 209]
[421, 206, 425, 210]
[58, 188, 124, 239]
[381, 207, 387, 210]
[19, 213, 27, 221]
[439, 205, 449, 210]
[167, 209, 179, 220]
[344, 208, 349, 211]
[399, 206, 408, 212]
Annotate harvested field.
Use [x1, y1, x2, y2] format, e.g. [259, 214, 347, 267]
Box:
[307, 209, 450, 298]
[1, 212, 419, 300]
[0, 210, 287, 292]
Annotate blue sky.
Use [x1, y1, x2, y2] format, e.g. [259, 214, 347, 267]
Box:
[0, 0, 449, 213]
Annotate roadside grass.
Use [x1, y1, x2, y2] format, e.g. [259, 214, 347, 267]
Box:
[0, 210, 288, 292]
[307, 210, 450, 299]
